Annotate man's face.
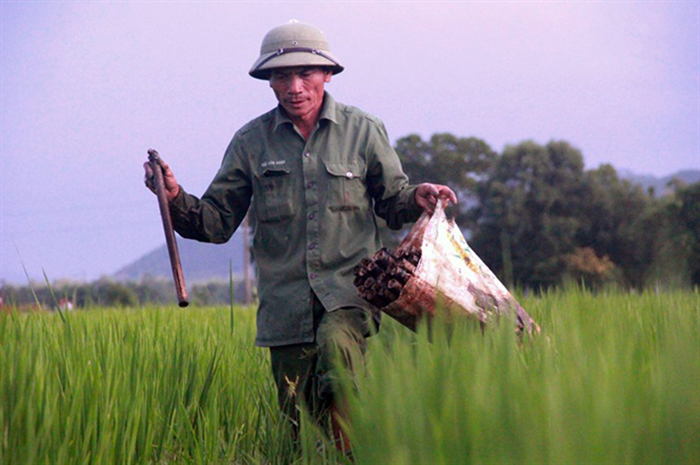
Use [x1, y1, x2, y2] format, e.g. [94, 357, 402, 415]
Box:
[269, 67, 332, 121]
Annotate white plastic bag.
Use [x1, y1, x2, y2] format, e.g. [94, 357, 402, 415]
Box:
[381, 200, 539, 333]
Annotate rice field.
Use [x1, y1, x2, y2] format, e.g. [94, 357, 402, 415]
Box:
[2, 288, 699, 464]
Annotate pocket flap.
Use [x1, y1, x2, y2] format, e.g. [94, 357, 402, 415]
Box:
[257, 166, 291, 178]
[325, 162, 362, 180]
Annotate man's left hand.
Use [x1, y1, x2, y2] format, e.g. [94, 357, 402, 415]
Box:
[415, 183, 458, 213]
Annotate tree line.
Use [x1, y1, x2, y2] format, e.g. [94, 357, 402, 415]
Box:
[2, 133, 698, 309]
[394, 134, 699, 290]
[0, 276, 253, 310]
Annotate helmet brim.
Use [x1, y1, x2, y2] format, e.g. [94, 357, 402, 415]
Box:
[249, 51, 344, 80]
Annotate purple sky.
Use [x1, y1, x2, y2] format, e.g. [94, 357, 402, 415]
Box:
[1, 1, 699, 285]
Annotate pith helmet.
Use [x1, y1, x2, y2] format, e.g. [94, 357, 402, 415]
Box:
[249, 20, 344, 80]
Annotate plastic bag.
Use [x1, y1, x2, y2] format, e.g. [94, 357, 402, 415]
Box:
[374, 200, 539, 333]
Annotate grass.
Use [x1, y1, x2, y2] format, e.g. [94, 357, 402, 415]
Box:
[1, 305, 316, 464]
[1, 288, 698, 464]
[349, 288, 700, 464]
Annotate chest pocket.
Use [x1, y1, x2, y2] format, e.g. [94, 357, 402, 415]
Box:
[324, 162, 367, 212]
[254, 167, 295, 222]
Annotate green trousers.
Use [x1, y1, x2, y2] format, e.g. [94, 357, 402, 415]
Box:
[269, 293, 374, 429]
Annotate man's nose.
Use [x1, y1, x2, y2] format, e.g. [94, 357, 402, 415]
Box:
[287, 75, 303, 93]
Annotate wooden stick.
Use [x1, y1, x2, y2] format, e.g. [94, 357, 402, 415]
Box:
[148, 149, 189, 307]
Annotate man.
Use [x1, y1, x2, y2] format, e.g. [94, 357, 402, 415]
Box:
[144, 20, 457, 451]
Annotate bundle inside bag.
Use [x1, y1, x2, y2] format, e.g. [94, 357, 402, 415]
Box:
[354, 199, 540, 333]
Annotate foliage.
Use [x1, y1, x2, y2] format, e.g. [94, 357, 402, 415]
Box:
[396, 133, 698, 290]
[2, 290, 698, 463]
[576, 164, 654, 287]
[470, 140, 588, 289]
[665, 182, 700, 285]
[395, 133, 497, 229]
[348, 289, 700, 464]
[563, 247, 621, 289]
[0, 277, 254, 310]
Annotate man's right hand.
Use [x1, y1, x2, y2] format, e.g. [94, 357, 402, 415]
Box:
[143, 156, 180, 202]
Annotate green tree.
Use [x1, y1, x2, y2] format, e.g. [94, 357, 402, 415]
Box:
[471, 140, 587, 289]
[647, 181, 700, 287]
[577, 165, 653, 287]
[676, 182, 700, 285]
[91, 279, 138, 307]
[395, 133, 497, 229]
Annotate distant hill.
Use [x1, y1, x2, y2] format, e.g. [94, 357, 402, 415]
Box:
[618, 169, 700, 196]
[114, 230, 250, 283]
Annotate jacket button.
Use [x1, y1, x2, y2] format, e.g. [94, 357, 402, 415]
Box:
[345, 171, 354, 179]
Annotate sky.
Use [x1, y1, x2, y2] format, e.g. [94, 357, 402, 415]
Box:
[1, 1, 699, 285]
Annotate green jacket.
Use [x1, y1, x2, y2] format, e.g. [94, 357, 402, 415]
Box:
[170, 93, 422, 346]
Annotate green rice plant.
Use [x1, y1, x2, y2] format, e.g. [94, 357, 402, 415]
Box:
[0, 305, 338, 464]
[1, 289, 697, 464]
[346, 288, 700, 464]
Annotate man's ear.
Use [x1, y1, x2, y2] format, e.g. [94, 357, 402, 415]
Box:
[324, 70, 332, 83]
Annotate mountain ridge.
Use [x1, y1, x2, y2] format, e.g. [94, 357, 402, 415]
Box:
[114, 229, 251, 283]
[618, 168, 699, 195]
